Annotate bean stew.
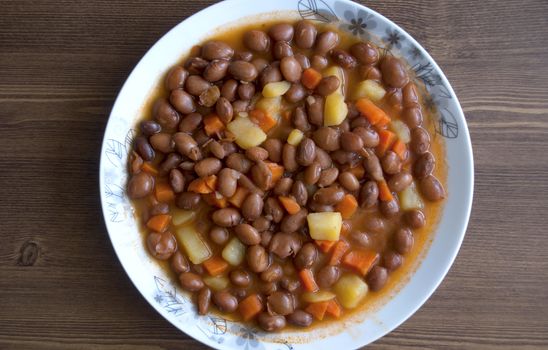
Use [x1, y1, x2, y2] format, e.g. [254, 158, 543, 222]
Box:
[126, 19, 446, 331]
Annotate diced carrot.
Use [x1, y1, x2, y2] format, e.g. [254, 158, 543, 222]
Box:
[204, 114, 225, 136]
[340, 221, 351, 236]
[392, 139, 407, 160]
[305, 301, 329, 320]
[328, 240, 350, 266]
[376, 129, 397, 156]
[326, 299, 342, 318]
[228, 187, 249, 208]
[335, 194, 358, 219]
[250, 109, 277, 132]
[278, 196, 301, 215]
[146, 214, 171, 232]
[315, 240, 337, 253]
[301, 68, 323, 89]
[204, 192, 228, 208]
[356, 98, 391, 127]
[299, 269, 319, 293]
[377, 180, 394, 202]
[203, 256, 229, 276]
[342, 250, 380, 276]
[266, 162, 284, 184]
[141, 162, 158, 176]
[155, 182, 175, 202]
[204, 175, 217, 191]
[188, 177, 214, 194]
[347, 165, 365, 179]
[238, 294, 263, 321]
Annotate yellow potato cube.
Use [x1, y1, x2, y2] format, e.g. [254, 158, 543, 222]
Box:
[222, 237, 246, 266]
[227, 117, 267, 149]
[301, 290, 336, 303]
[203, 275, 230, 291]
[307, 212, 342, 241]
[324, 93, 348, 127]
[175, 226, 212, 264]
[353, 80, 386, 102]
[262, 81, 291, 98]
[255, 96, 282, 117]
[399, 181, 424, 211]
[171, 209, 196, 226]
[334, 274, 369, 309]
[390, 119, 411, 143]
[287, 129, 304, 146]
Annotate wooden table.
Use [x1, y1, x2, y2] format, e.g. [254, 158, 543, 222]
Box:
[1, 0, 547, 348]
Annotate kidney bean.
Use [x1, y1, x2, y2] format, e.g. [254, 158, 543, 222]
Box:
[242, 192, 264, 222]
[340, 131, 364, 152]
[246, 146, 268, 162]
[247, 245, 270, 273]
[312, 128, 338, 152]
[233, 99, 251, 114]
[367, 266, 388, 292]
[420, 175, 446, 201]
[351, 231, 372, 248]
[177, 114, 201, 134]
[272, 178, 292, 197]
[197, 287, 211, 315]
[306, 95, 324, 126]
[221, 79, 238, 101]
[339, 171, 360, 191]
[329, 150, 359, 166]
[313, 186, 345, 205]
[315, 148, 332, 170]
[153, 98, 180, 130]
[234, 224, 261, 245]
[209, 226, 229, 245]
[198, 85, 220, 107]
[146, 231, 177, 260]
[207, 140, 225, 160]
[350, 42, 379, 65]
[214, 168, 237, 198]
[291, 106, 310, 132]
[264, 197, 284, 223]
[268, 23, 294, 42]
[179, 272, 204, 292]
[385, 88, 403, 112]
[331, 48, 357, 69]
[243, 30, 270, 52]
[212, 291, 238, 313]
[251, 161, 273, 191]
[203, 59, 229, 82]
[403, 106, 423, 129]
[260, 280, 278, 295]
[402, 82, 419, 107]
[150, 202, 169, 216]
[185, 75, 210, 96]
[229, 60, 258, 82]
[359, 65, 382, 81]
[256, 140, 279, 164]
[201, 40, 234, 60]
[388, 171, 413, 193]
[133, 137, 154, 162]
[280, 56, 302, 83]
[230, 269, 251, 287]
[316, 266, 341, 291]
[294, 53, 311, 69]
[259, 64, 283, 87]
[273, 40, 293, 60]
[165, 66, 189, 91]
[259, 263, 283, 283]
[148, 133, 172, 154]
[315, 31, 339, 54]
[194, 158, 222, 177]
[269, 232, 302, 258]
[294, 20, 317, 49]
[282, 144, 299, 172]
[253, 217, 271, 233]
[311, 54, 328, 70]
[353, 127, 379, 148]
[318, 167, 339, 187]
[211, 208, 241, 227]
[360, 181, 379, 208]
[170, 251, 190, 274]
[381, 55, 409, 88]
[283, 84, 305, 104]
[140, 120, 161, 136]
[294, 243, 318, 270]
[304, 162, 322, 185]
[383, 251, 403, 272]
[159, 153, 183, 176]
[403, 210, 425, 230]
[258, 312, 286, 331]
[267, 291, 295, 316]
[291, 180, 308, 207]
[234, 50, 253, 61]
[364, 154, 383, 181]
[287, 310, 313, 327]
[408, 129, 429, 156]
[296, 138, 316, 166]
[394, 227, 414, 254]
[315, 75, 340, 97]
[382, 151, 402, 175]
[238, 174, 264, 196]
[176, 191, 201, 210]
[260, 230, 273, 247]
[127, 172, 154, 199]
[380, 198, 400, 218]
[251, 58, 269, 74]
[414, 152, 435, 179]
[173, 132, 201, 161]
[168, 169, 185, 193]
[226, 153, 252, 173]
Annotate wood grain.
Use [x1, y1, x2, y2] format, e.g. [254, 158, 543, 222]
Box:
[1, 0, 547, 349]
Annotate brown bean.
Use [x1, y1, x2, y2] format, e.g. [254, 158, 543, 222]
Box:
[294, 243, 318, 270]
[402, 82, 419, 107]
[360, 181, 379, 208]
[304, 162, 322, 185]
[315, 148, 332, 169]
[294, 53, 311, 69]
[140, 120, 161, 136]
[150, 202, 169, 216]
[247, 245, 270, 273]
[185, 75, 210, 96]
[353, 127, 379, 148]
[234, 224, 261, 245]
[317, 265, 341, 288]
[253, 217, 271, 233]
[339, 171, 360, 191]
[381, 56, 409, 88]
[242, 193, 264, 221]
[380, 198, 399, 218]
[146, 231, 177, 260]
[331, 150, 356, 166]
[212, 291, 238, 313]
[264, 197, 284, 223]
[350, 42, 379, 65]
[194, 157, 222, 177]
[402, 106, 423, 128]
[273, 40, 293, 60]
[313, 127, 340, 151]
[153, 98, 181, 130]
[178, 113, 202, 133]
[169, 169, 185, 193]
[394, 228, 414, 254]
[383, 251, 403, 272]
[179, 272, 204, 292]
[365, 217, 385, 233]
[229, 60, 258, 82]
[382, 151, 402, 175]
[351, 231, 372, 248]
[197, 288, 211, 315]
[293, 106, 311, 131]
[211, 208, 241, 227]
[201, 41, 234, 60]
[366, 266, 388, 292]
[269, 232, 302, 258]
[217, 168, 239, 198]
[280, 56, 302, 83]
[315, 75, 340, 97]
[420, 175, 446, 201]
[287, 310, 313, 327]
[336, 119, 351, 133]
[281, 209, 308, 234]
[258, 312, 286, 331]
[351, 115, 369, 128]
[251, 58, 269, 74]
[284, 83, 307, 103]
[149, 133, 173, 154]
[291, 180, 308, 206]
[226, 153, 252, 173]
[260, 230, 273, 247]
[269, 23, 294, 42]
[261, 138, 282, 163]
[313, 186, 345, 205]
[364, 154, 383, 181]
[165, 66, 189, 91]
[386, 88, 403, 112]
[220, 79, 238, 101]
[260, 64, 283, 87]
[331, 48, 357, 69]
[198, 85, 220, 107]
[314, 30, 339, 54]
[251, 161, 273, 191]
[173, 132, 202, 161]
[340, 131, 364, 152]
[411, 127, 430, 154]
[208, 140, 226, 159]
[230, 269, 251, 287]
[414, 152, 435, 179]
[296, 138, 316, 166]
[244, 30, 270, 52]
[359, 65, 382, 81]
[273, 177, 293, 196]
[202, 59, 229, 82]
[311, 54, 328, 70]
[388, 171, 413, 192]
[238, 174, 264, 196]
[306, 95, 324, 126]
[234, 50, 253, 61]
[209, 226, 229, 245]
[185, 56, 208, 75]
[267, 291, 295, 316]
[176, 191, 201, 210]
[406, 210, 426, 229]
[127, 172, 154, 199]
[246, 146, 268, 162]
[134, 136, 155, 161]
[294, 20, 317, 49]
[170, 251, 190, 274]
[260, 263, 283, 283]
[233, 99, 251, 114]
[318, 167, 339, 187]
[282, 144, 299, 172]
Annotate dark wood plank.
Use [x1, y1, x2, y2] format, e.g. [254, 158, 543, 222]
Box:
[1, 0, 547, 349]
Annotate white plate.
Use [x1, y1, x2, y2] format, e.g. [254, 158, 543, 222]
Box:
[99, 0, 474, 348]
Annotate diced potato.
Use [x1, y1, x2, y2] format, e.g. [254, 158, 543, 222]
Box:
[287, 129, 304, 146]
[171, 209, 196, 226]
[227, 117, 267, 149]
[222, 237, 246, 266]
[262, 81, 291, 98]
[353, 80, 386, 102]
[175, 226, 212, 264]
[302, 290, 336, 303]
[390, 119, 411, 143]
[323, 66, 345, 95]
[324, 93, 348, 127]
[399, 181, 424, 210]
[255, 96, 282, 118]
[307, 212, 342, 241]
[203, 275, 229, 291]
[333, 274, 369, 309]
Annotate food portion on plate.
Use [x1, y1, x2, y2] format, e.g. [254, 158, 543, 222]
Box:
[125, 19, 446, 332]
